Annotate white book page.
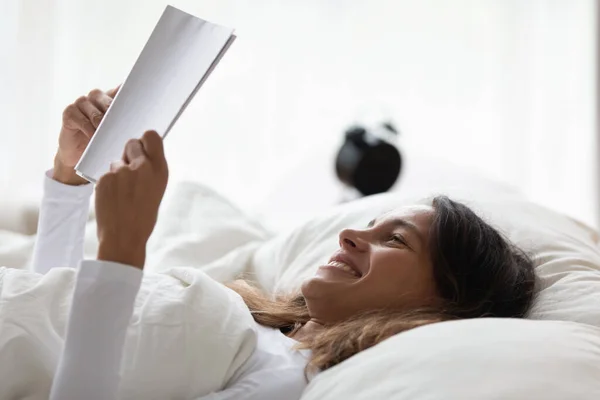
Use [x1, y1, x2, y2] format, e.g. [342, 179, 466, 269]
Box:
[75, 5, 234, 182]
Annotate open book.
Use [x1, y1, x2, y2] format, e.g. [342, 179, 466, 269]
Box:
[75, 5, 236, 183]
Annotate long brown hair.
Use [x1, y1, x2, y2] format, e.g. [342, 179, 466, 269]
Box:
[227, 196, 537, 372]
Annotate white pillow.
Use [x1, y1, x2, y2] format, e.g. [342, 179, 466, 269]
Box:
[0, 180, 270, 273]
[79, 181, 271, 277]
[0, 230, 35, 269]
[124, 181, 271, 273]
[251, 171, 600, 399]
[302, 318, 600, 400]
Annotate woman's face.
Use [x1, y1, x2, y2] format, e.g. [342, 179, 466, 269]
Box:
[301, 205, 439, 324]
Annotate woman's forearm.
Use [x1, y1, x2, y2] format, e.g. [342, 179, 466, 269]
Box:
[50, 260, 142, 400]
[98, 240, 146, 270]
[32, 170, 93, 274]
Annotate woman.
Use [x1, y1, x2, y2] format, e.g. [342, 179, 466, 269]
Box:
[39, 88, 536, 399]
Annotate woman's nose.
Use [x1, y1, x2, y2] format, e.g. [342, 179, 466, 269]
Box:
[339, 229, 368, 252]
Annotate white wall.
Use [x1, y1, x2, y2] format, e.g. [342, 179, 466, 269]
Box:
[0, 0, 18, 184]
[2, 0, 597, 227]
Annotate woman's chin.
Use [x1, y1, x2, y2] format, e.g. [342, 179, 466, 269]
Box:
[301, 266, 359, 297]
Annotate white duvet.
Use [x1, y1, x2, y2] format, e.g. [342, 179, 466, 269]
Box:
[0, 266, 257, 399]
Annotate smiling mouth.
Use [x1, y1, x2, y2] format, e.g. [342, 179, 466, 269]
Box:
[326, 260, 361, 278]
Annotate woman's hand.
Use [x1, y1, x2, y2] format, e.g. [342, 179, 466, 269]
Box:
[54, 86, 120, 185]
[95, 131, 169, 270]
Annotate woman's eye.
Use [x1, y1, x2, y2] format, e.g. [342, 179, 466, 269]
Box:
[389, 234, 406, 246]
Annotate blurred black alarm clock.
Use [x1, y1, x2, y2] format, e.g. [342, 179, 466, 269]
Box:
[335, 122, 402, 196]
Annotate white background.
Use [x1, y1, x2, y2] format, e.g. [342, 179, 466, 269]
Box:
[1, 0, 597, 227]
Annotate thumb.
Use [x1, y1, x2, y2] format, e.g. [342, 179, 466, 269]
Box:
[123, 139, 145, 164]
[140, 130, 165, 164]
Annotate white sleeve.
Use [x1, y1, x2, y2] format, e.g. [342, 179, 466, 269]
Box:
[50, 259, 142, 400]
[32, 170, 94, 274]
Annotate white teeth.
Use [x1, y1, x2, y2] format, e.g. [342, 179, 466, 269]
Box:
[327, 261, 360, 277]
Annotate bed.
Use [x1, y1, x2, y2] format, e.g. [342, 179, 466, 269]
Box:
[1, 153, 600, 399]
